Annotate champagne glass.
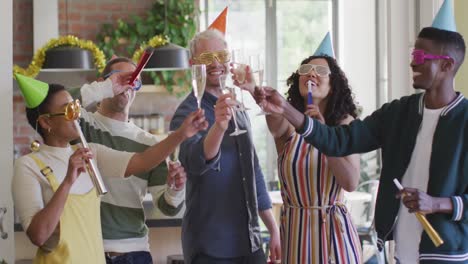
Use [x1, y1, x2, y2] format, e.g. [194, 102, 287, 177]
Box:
[249, 54, 269, 115]
[192, 64, 206, 109]
[219, 75, 247, 136]
[231, 49, 249, 111]
[165, 131, 181, 190]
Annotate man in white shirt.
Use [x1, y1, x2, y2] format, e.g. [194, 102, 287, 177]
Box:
[77, 57, 187, 264]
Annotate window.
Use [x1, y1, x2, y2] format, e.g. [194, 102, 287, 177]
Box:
[201, 0, 334, 186]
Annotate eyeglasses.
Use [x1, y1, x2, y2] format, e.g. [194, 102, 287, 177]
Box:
[411, 49, 452, 65]
[192, 50, 231, 65]
[39, 100, 81, 121]
[103, 70, 142, 91]
[297, 64, 331, 77]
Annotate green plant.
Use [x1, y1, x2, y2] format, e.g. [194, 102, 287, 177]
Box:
[96, 0, 197, 93]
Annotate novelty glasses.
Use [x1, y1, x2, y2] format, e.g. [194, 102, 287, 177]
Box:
[411, 49, 452, 65]
[297, 64, 331, 77]
[192, 50, 231, 65]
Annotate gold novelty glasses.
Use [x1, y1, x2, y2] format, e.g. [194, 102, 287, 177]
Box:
[192, 50, 231, 65]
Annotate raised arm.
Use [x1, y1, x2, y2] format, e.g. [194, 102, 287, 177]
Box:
[203, 94, 235, 160]
[80, 71, 133, 108]
[256, 87, 382, 156]
[232, 66, 293, 154]
[125, 110, 208, 177]
[148, 162, 186, 216]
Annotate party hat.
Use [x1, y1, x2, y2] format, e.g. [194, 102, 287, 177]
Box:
[14, 73, 49, 108]
[313, 32, 335, 58]
[432, 0, 456, 32]
[208, 6, 228, 34]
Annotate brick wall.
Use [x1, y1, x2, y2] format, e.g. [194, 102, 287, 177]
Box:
[13, 0, 154, 155]
[57, 0, 154, 40]
[13, 0, 33, 68]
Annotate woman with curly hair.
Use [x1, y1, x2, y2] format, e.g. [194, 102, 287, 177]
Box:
[235, 34, 362, 263]
[275, 54, 362, 264]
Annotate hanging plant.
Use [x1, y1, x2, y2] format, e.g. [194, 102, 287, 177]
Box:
[96, 0, 197, 94]
[13, 35, 106, 78]
[132, 35, 169, 62]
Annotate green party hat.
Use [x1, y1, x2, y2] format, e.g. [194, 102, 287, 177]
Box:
[14, 74, 49, 108]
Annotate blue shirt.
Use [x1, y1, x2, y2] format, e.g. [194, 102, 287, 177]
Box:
[170, 91, 272, 262]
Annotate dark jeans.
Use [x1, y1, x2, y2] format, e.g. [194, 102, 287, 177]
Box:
[105, 251, 153, 264]
[192, 249, 266, 264]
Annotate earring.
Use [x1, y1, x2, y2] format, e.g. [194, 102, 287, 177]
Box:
[30, 119, 41, 152]
[48, 128, 51, 134]
[30, 140, 41, 152]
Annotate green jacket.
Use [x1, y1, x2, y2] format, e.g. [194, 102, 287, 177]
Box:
[298, 92, 467, 263]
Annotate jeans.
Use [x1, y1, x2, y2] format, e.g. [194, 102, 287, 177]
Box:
[105, 251, 153, 264]
[192, 249, 266, 264]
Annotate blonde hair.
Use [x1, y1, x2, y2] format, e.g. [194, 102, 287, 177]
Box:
[189, 29, 228, 58]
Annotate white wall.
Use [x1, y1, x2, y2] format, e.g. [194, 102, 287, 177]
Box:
[386, 0, 417, 101]
[454, 0, 468, 96]
[338, 0, 377, 116]
[33, 0, 59, 50]
[0, 0, 14, 263]
[338, 0, 447, 113]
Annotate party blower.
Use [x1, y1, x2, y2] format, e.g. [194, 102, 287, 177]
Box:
[129, 48, 154, 90]
[307, 80, 313, 105]
[393, 178, 444, 247]
[64, 100, 108, 195]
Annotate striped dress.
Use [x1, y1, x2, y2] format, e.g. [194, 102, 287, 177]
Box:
[278, 133, 362, 264]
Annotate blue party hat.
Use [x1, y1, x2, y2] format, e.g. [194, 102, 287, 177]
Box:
[432, 0, 456, 32]
[313, 32, 335, 58]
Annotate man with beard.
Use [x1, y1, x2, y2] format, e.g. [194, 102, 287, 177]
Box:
[77, 57, 188, 264]
[170, 29, 281, 264]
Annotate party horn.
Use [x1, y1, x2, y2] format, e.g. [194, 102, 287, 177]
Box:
[65, 100, 108, 196]
[129, 48, 154, 89]
[307, 80, 313, 105]
[393, 178, 443, 247]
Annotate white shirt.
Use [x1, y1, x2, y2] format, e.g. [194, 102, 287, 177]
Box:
[395, 106, 443, 263]
[12, 143, 133, 250]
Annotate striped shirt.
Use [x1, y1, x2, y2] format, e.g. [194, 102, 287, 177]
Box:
[76, 82, 185, 253]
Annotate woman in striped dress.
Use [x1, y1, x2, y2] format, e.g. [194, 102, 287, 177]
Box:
[264, 54, 362, 263]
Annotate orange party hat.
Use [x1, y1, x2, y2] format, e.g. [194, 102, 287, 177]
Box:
[208, 6, 228, 34]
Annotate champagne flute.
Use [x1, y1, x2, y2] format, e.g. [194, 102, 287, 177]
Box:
[231, 49, 250, 111]
[192, 64, 206, 109]
[219, 75, 247, 136]
[165, 131, 181, 190]
[249, 54, 269, 115]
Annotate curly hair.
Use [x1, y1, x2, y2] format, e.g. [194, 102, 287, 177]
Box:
[286, 55, 357, 126]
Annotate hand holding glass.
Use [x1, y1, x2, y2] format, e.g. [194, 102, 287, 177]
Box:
[219, 75, 247, 136]
[231, 49, 250, 111]
[249, 54, 269, 115]
[165, 132, 181, 190]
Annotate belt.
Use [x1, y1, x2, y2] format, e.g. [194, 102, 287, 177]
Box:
[284, 202, 348, 264]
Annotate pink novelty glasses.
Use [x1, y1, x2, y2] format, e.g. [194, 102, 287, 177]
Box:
[411, 49, 452, 65]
